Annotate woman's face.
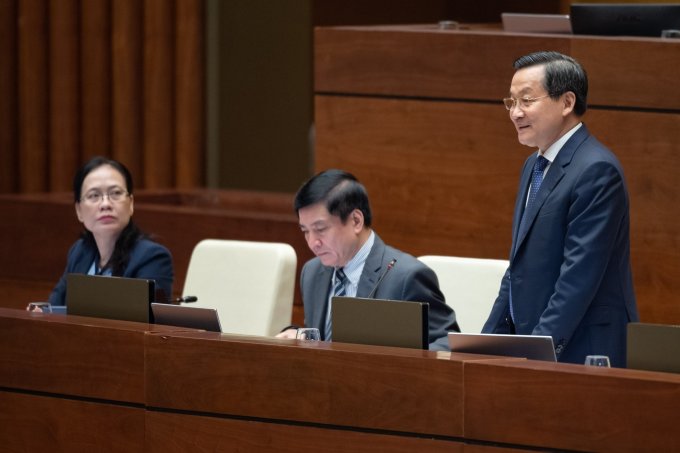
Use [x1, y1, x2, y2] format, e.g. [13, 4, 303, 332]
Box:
[75, 164, 134, 240]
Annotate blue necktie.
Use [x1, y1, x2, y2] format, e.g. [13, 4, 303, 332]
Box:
[525, 155, 549, 212]
[325, 268, 347, 340]
[510, 155, 549, 323]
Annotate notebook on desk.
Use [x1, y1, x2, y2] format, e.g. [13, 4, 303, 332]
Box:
[66, 273, 155, 323]
[448, 332, 557, 362]
[331, 296, 429, 350]
[151, 303, 222, 332]
[627, 322, 680, 373]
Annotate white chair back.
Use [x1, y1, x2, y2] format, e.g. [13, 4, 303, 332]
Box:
[182, 239, 297, 336]
[418, 255, 508, 333]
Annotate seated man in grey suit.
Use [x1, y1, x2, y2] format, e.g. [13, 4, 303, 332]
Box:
[276, 169, 459, 350]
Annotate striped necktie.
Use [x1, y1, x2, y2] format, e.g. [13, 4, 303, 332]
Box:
[325, 268, 347, 340]
[525, 155, 549, 212]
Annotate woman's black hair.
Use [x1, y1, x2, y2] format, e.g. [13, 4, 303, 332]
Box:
[74, 156, 146, 275]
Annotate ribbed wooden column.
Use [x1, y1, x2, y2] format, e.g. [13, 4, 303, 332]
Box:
[0, 0, 18, 192]
[18, 0, 48, 192]
[0, 0, 205, 193]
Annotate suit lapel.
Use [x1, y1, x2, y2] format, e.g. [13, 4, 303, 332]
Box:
[74, 242, 98, 274]
[357, 234, 385, 297]
[311, 265, 333, 332]
[512, 125, 590, 259]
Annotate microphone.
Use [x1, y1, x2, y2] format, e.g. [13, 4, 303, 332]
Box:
[367, 259, 397, 298]
[174, 295, 198, 304]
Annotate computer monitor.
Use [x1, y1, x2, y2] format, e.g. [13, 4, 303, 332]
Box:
[502, 13, 572, 34]
[627, 322, 680, 373]
[571, 3, 680, 37]
[66, 274, 155, 323]
[332, 296, 429, 350]
[448, 332, 557, 362]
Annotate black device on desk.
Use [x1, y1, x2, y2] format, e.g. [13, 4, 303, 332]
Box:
[66, 274, 155, 323]
[151, 302, 222, 332]
[448, 332, 557, 362]
[571, 3, 680, 37]
[332, 296, 429, 350]
[627, 322, 680, 373]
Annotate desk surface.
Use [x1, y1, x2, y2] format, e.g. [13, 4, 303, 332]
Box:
[1, 308, 679, 452]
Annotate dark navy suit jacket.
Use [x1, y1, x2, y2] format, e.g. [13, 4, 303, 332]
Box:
[48, 237, 174, 306]
[483, 125, 638, 367]
[300, 233, 459, 351]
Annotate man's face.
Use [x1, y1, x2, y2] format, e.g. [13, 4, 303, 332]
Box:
[508, 65, 573, 151]
[298, 202, 363, 268]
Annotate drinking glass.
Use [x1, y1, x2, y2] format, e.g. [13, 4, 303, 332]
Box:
[584, 355, 611, 367]
[296, 328, 321, 341]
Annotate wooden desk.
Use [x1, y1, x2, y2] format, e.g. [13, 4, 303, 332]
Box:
[2, 309, 679, 452]
[0, 307, 178, 453]
[314, 25, 680, 325]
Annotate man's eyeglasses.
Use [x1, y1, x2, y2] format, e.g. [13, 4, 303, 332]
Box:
[503, 94, 550, 111]
[81, 188, 129, 204]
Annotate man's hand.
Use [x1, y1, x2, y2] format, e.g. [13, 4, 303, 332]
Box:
[275, 328, 298, 339]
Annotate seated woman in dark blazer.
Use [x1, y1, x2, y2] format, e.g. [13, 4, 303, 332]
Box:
[47, 156, 174, 306]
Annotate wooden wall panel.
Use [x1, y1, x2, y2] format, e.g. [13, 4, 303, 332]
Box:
[18, 0, 48, 192]
[112, 0, 143, 177]
[0, 0, 18, 193]
[572, 37, 680, 110]
[145, 332, 466, 438]
[80, 0, 111, 160]
[586, 109, 680, 323]
[0, 307, 148, 401]
[315, 27, 571, 102]
[144, 0, 175, 188]
[175, 0, 204, 188]
[464, 360, 680, 452]
[315, 27, 680, 110]
[315, 95, 524, 259]
[146, 411, 465, 453]
[49, 0, 80, 191]
[0, 391, 145, 453]
[0, 0, 205, 194]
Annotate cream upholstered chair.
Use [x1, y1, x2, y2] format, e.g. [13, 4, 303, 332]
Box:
[182, 239, 297, 336]
[417, 255, 508, 333]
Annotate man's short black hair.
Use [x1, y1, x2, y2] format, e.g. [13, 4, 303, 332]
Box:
[514, 50, 588, 116]
[294, 169, 372, 227]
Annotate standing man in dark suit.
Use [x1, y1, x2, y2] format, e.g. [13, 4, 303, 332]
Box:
[277, 169, 459, 350]
[482, 51, 638, 367]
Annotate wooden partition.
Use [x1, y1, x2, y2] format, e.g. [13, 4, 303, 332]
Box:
[0, 0, 204, 193]
[0, 308, 176, 453]
[1, 309, 679, 452]
[314, 25, 680, 324]
[0, 190, 313, 324]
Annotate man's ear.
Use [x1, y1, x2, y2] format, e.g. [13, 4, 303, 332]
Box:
[562, 91, 576, 117]
[351, 209, 364, 231]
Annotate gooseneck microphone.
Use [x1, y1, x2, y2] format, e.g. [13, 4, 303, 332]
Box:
[367, 259, 397, 298]
[175, 295, 198, 304]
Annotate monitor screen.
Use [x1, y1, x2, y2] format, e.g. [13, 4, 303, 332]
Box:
[571, 3, 680, 37]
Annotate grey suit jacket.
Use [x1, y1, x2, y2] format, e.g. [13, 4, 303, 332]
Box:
[300, 233, 459, 350]
[483, 125, 638, 367]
